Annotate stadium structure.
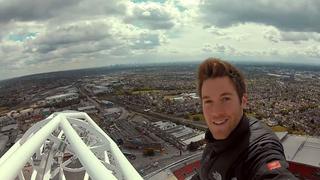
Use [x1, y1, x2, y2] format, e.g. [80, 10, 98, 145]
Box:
[0, 111, 142, 180]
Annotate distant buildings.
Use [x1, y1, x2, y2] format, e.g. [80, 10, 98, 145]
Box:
[0, 135, 9, 156]
[0, 115, 15, 127]
[91, 85, 113, 95]
[104, 107, 121, 120]
[0, 115, 18, 156]
[151, 121, 205, 149]
[101, 100, 114, 108]
[45, 93, 79, 105]
[152, 121, 177, 131]
[77, 106, 98, 114]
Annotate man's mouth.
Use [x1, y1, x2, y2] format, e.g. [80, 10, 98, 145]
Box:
[212, 118, 228, 125]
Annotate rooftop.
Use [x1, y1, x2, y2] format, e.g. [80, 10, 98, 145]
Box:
[277, 132, 320, 168]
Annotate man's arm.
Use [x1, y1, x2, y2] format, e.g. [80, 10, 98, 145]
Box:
[246, 140, 298, 180]
[190, 172, 201, 180]
[252, 159, 298, 180]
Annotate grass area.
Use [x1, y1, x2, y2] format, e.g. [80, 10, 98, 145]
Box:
[289, 130, 307, 136]
[189, 114, 205, 121]
[271, 125, 306, 135]
[0, 106, 9, 114]
[132, 90, 162, 94]
[271, 125, 288, 132]
[246, 112, 256, 117]
[163, 95, 176, 100]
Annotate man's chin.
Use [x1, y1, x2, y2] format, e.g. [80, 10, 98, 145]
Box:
[210, 129, 230, 140]
[213, 134, 228, 140]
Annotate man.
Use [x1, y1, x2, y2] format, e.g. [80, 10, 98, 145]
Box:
[192, 58, 297, 180]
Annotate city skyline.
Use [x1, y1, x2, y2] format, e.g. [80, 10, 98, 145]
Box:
[1, 0, 320, 80]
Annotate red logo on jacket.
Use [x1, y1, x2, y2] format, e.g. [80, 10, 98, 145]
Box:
[267, 160, 282, 171]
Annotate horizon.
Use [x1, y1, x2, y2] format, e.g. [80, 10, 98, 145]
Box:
[1, 59, 320, 82]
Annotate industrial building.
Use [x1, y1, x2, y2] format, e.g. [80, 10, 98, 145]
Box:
[151, 121, 205, 149]
[45, 93, 79, 105]
[276, 132, 320, 179]
[77, 105, 98, 114]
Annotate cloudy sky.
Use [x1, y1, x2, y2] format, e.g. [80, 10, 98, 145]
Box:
[1, 0, 320, 80]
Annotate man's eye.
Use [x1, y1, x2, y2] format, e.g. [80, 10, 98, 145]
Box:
[222, 97, 230, 102]
[204, 100, 212, 104]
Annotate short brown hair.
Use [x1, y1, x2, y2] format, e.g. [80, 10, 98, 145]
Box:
[198, 58, 246, 102]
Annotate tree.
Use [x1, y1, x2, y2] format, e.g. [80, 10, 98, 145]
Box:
[193, 116, 200, 121]
[143, 148, 155, 156]
[187, 141, 199, 151]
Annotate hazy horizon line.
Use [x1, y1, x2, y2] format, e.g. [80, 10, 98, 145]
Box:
[1, 59, 320, 82]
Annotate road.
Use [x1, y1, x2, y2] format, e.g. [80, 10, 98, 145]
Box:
[114, 99, 208, 131]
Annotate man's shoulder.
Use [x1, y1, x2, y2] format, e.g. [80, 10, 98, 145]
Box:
[246, 116, 279, 142]
[243, 117, 293, 179]
[247, 116, 267, 130]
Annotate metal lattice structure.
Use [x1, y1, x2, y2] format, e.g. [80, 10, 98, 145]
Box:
[0, 111, 143, 180]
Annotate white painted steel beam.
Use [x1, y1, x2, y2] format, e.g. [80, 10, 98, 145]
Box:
[0, 114, 61, 180]
[0, 111, 143, 180]
[59, 117, 116, 180]
[82, 113, 143, 180]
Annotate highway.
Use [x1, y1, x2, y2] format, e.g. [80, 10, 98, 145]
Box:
[114, 100, 208, 131]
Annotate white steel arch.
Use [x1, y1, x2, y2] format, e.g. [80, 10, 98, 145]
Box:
[0, 111, 143, 180]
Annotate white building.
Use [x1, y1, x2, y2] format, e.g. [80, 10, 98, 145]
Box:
[45, 93, 79, 105]
[0, 116, 15, 126]
[0, 135, 9, 154]
[1, 124, 18, 132]
[152, 121, 177, 131]
[104, 107, 121, 117]
[77, 106, 98, 114]
[92, 86, 113, 95]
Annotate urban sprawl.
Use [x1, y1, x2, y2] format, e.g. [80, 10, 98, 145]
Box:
[0, 63, 319, 175]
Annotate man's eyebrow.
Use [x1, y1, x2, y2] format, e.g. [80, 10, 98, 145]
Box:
[202, 96, 210, 99]
[220, 92, 233, 96]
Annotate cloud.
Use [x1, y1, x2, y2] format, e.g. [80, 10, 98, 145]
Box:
[28, 20, 117, 54]
[202, 44, 213, 52]
[0, 0, 80, 23]
[0, 0, 128, 24]
[205, 26, 227, 36]
[263, 29, 280, 43]
[1, 0, 320, 80]
[200, 0, 320, 33]
[1, 17, 167, 71]
[304, 45, 320, 57]
[0, 40, 27, 70]
[264, 28, 320, 43]
[130, 32, 166, 49]
[0, 0, 127, 42]
[280, 32, 320, 42]
[202, 43, 236, 55]
[109, 46, 133, 56]
[125, 2, 178, 30]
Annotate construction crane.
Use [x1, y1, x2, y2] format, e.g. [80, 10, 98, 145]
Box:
[0, 111, 143, 180]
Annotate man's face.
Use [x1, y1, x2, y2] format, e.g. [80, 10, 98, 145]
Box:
[201, 76, 247, 140]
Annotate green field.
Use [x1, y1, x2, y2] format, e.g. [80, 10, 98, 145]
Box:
[132, 90, 162, 94]
[189, 114, 205, 121]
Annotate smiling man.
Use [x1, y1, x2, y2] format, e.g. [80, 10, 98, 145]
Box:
[192, 58, 297, 180]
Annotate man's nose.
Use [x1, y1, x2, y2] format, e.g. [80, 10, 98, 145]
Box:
[210, 104, 225, 117]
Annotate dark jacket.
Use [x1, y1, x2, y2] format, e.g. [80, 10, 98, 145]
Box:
[191, 115, 298, 180]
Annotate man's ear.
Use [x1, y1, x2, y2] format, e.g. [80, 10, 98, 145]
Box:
[241, 93, 248, 108]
